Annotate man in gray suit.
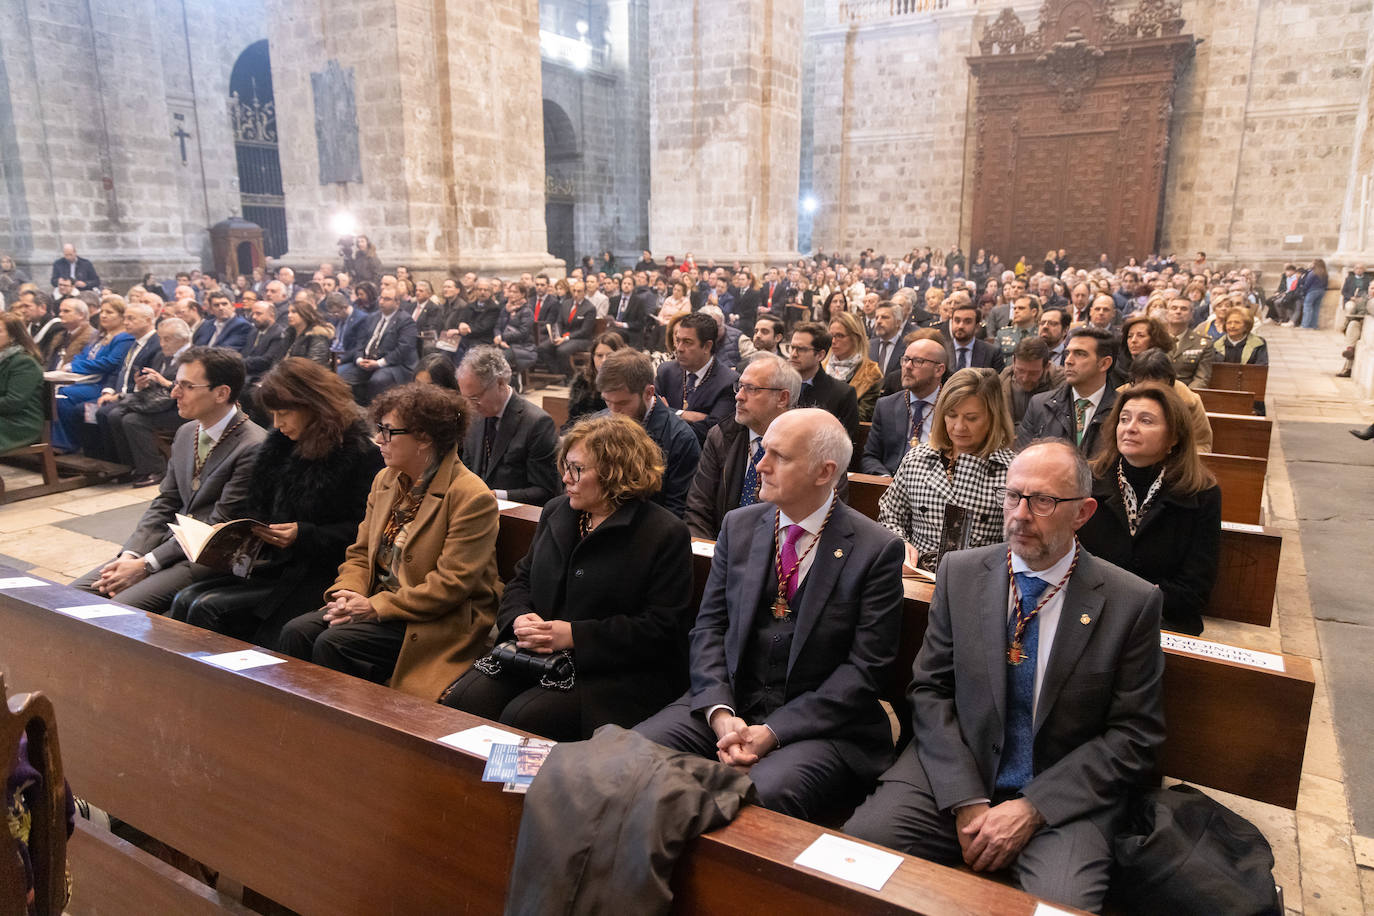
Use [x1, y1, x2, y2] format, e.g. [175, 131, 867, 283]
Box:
[1015, 327, 1118, 456]
[844, 440, 1165, 912]
[457, 346, 560, 506]
[72, 346, 268, 612]
[636, 408, 905, 820]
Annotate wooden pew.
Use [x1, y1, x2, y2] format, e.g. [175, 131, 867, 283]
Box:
[853, 422, 871, 471]
[847, 471, 889, 520]
[1207, 413, 1272, 461]
[0, 578, 1053, 916]
[0, 382, 83, 504]
[1209, 363, 1268, 401]
[1196, 388, 1255, 416]
[542, 394, 570, 431]
[487, 513, 1309, 808]
[1200, 453, 1266, 526]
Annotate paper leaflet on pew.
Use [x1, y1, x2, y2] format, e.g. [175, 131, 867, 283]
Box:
[482, 738, 555, 794]
[168, 514, 266, 578]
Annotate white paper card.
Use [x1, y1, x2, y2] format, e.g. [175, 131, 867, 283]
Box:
[1161, 633, 1285, 672]
[496, 499, 521, 511]
[55, 604, 136, 620]
[437, 724, 524, 759]
[1034, 904, 1078, 916]
[0, 577, 46, 589]
[198, 649, 288, 671]
[793, 833, 902, 891]
[691, 540, 716, 558]
[1225, 522, 1266, 534]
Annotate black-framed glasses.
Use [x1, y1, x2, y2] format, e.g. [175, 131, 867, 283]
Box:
[900, 356, 942, 368]
[733, 381, 786, 396]
[790, 344, 817, 354]
[560, 461, 587, 482]
[374, 424, 412, 443]
[995, 487, 1088, 517]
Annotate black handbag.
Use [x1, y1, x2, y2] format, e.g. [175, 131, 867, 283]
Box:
[472, 639, 576, 690]
[1110, 784, 1280, 915]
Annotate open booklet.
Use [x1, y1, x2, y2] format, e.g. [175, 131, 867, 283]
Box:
[168, 514, 265, 577]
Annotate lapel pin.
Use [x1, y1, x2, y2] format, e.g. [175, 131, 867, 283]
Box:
[833, 548, 844, 558]
[1080, 614, 1092, 625]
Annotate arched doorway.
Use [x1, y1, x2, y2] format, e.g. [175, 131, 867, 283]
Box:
[230, 41, 288, 258]
[543, 100, 579, 270]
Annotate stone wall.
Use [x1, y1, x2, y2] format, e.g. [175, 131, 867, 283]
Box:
[0, 0, 265, 288]
[648, 0, 803, 264]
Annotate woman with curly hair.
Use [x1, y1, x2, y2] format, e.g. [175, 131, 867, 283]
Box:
[169, 358, 383, 646]
[441, 413, 694, 740]
[278, 382, 502, 700]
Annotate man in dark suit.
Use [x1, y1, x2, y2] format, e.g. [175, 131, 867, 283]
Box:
[239, 299, 291, 416]
[193, 292, 252, 350]
[50, 243, 101, 290]
[536, 279, 596, 382]
[844, 441, 1164, 912]
[655, 312, 739, 444]
[636, 408, 906, 820]
[685, 353, 801, 539]
[71, 346, 268, 611]
[457, 346, 559, 506]
[597, 349, 700, 518]
[948, 302, 1005, 373]
[788, 321, 859, 446]
[326, 291, 370, 359]
[1016, 327, 1117, 456]
[100, 317, 193, 486]
[89, 301, 162, 460]
[862, 337, 947, 475]
[337, 287, 418, 404]
[869, 303, 907, 379]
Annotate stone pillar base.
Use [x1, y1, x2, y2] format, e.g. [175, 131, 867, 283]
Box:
[279, 249, 566, 284]
[690, 251, 805, 270]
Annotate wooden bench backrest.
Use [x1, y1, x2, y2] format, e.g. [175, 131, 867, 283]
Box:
[1208, 363, 1267, 400]
[0, 581, 1050, 916]
[541, 394, 570, 431]
[1200, 452, 1266, 525]
[1196, 388, 1255, 415]
[854, 422, 871, 469]
[1207, 413, 1273, 461]
[1, 676, 67, 916]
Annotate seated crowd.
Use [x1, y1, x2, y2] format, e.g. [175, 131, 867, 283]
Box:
[3, 242, 1283, 912]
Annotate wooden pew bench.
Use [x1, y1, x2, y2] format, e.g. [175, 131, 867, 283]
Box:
[842, 475, 1280, 626]
[1200, 452, 1266, 526]
[1196, 388, 1256, 416]
[0, 576, 1055, 916]
[491, 510, 1310, 808]
[1207, 412, 1273, 461]
[1209, 363, 1268, 402]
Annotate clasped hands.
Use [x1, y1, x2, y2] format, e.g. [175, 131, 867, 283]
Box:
[708, 709, 777, 772]
[511, 613, 573, 654]
[322, 590, 379, 627]
[955, 798, 1045, 873]
[94, 555, 149, 596]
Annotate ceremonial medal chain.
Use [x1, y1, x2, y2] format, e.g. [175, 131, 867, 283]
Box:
[191, 414, 249, 492]
[682, 357, 715, 412]
[771, 500, 836, 619]
[1005, 542, 1079, 666]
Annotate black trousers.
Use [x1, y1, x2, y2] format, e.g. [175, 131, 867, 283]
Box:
[169, 575, 295, 648]
[441, 667, 587, 741]
[102, 404, 184, 475]
[277, 608, 406, 686]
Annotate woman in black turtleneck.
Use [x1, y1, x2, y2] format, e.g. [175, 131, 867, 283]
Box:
[1077, 382, 1221, 636]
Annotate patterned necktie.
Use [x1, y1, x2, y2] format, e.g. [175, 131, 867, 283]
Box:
[779, 524, 807, 603]
[909, 396, 927, 446]
[196, 427, 213, 463]
[1074, 398, 1092, 445]
[996, 572, 1050, 794]
[683, 369, 699, 406]
[366, 315, 388, 359]
[482, 416, 498, 472]
[739, 439, 764, 508]
[957, 347, 970, 370]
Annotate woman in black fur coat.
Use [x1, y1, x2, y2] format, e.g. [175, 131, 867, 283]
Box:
[169, 357, 383, 646]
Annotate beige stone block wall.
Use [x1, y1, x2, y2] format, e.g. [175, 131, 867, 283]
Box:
[648, 0, 803, 263]
[808, 9, 978, 256]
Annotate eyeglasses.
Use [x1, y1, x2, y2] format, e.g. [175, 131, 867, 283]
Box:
[560, 461, 588, 482]
[900, 356, 942, 368]
[995, 487, 1088, 517]
[733, 382, 786, 396]
[170, 380, 212, 392]
[790, 344, 817, 354]
[374, 424, 412, 443]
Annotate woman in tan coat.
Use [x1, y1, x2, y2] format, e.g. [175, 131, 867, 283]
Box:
[278, 383, 501, 700]
[825, 311, 884, 422]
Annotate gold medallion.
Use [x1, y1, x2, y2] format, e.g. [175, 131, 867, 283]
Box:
[1080, 614, 1091, 625]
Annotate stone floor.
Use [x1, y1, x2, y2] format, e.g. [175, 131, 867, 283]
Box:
[0, 333, 1370, 913]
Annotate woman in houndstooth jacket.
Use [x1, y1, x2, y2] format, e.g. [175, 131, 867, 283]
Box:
[877, 368, 1016, 574]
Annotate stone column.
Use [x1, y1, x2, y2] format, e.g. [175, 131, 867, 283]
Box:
[647, 0, 803, 265]
[266, 0, 558, 278]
